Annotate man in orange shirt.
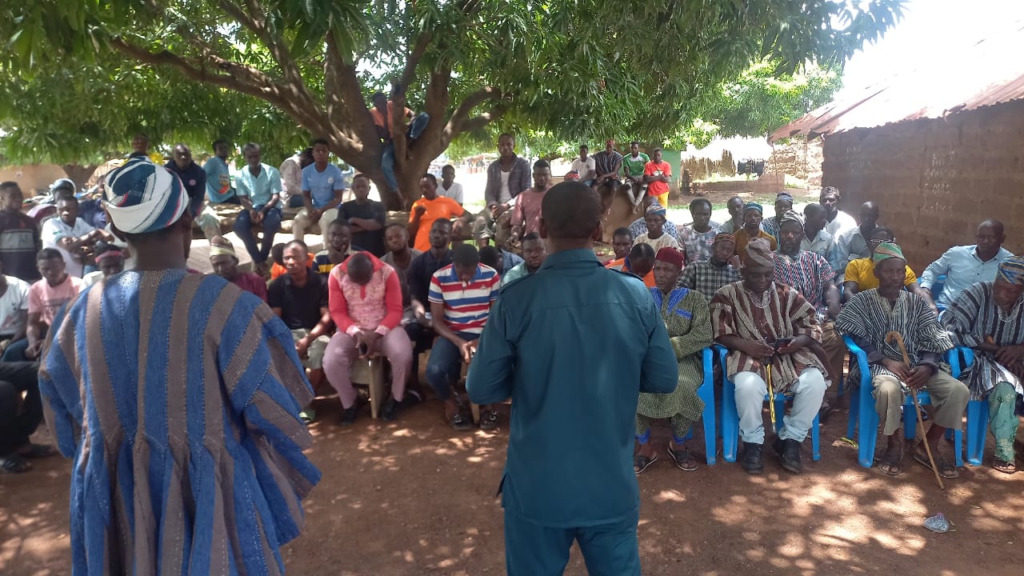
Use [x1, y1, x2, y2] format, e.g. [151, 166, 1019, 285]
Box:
[407, 174, 472, 252]
[606, 243, 657, 288]
[643, 148, 673, 208]
[370, 91, 430, 195]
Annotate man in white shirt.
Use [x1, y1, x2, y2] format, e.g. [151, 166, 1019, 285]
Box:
[569, 145, 597, 186]
[40, 196, 113, 278]
[438, 165, 464, 205]
[0, 262, 30, 359]
[920, 219, 1014, 309]
[279, 147, 314, 209]
[833, 201, 880, 275]
[819, 186, 858, 240]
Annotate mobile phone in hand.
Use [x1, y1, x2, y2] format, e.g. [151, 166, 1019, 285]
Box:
[773, 338, 793, 351]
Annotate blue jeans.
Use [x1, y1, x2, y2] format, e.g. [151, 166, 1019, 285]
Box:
[233, 205, 282, 264]
[2, 338, 30, 362]
[287, 195, 305, 209]
[381, 113, 430, 192]
[425, 331, 477, 400]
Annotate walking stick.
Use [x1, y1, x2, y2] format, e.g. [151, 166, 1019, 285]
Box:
[885, 331, 945, 490]
[765, 360, 776, 429]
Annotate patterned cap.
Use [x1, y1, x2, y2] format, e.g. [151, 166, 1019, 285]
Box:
[743, 202, 763, 214]
[779, 209, 804, 227]
[872, 242, 905, 263]
[997, 256, 1024, 285]
[655, 247, 685, 269]
[775, 192, 794, 203]
[713, 233, 736, 246]
[744, 238, 775, 268]
[104, 157, 187, 235]
[209, 236, 237, 258]
[645, 203, 666, 217]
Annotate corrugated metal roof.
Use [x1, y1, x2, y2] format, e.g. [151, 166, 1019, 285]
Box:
[769, 23, 1024, 142]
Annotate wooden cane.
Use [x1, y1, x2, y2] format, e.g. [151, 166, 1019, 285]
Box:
[885, 331, 945, 490]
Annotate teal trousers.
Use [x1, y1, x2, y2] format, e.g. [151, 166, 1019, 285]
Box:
[504, 508, 641, 576]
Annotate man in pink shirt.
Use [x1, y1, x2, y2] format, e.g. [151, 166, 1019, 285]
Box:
[209, 236, 268, 302]
[24, 248, 84, 360]
[323, 251, 412, 424]
[509, 159, 552, 247]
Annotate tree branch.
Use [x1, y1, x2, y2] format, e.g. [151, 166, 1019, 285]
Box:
[397, 33, 433, 94]
[445, 86, 503, 135]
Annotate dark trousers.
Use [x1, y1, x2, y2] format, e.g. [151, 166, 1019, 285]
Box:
[404, 322, 436, 386]
[504, 508, 641, 576]
[0, 361, 43, 456]
[425, 332, 478, 400]
[234, 206, 282, 264]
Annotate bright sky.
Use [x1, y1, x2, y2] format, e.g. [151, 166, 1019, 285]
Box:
[838, 0, 1024, 98]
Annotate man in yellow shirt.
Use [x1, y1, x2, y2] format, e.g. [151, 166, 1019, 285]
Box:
[842, 227, 934, 312]
[407, 174, 472, 252]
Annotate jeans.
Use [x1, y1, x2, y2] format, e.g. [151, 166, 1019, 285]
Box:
[0, 361, 43, 456]
[381, 113, 430, 192]
[425, 331, 477, 400]
[2, 337, 35, 363]
[735, 368, 826, 444]
[287, 195, 305, 209]
[233, 205, 282, 264]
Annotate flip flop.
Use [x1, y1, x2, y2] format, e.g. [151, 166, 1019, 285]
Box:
[878, 446, 904, 477]
[667, 446, 698, 472]
[634, 454, 658, 475]
[914, 450, 959, 479]
[992, 459, 1017, 475]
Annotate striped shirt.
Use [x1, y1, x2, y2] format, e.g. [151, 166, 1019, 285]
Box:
[428, 264, 500, 334]
[773, 250, 835, 316]
[39, 270, 320, 574]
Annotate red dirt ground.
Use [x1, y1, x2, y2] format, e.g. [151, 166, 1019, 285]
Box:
[3, 391, 1024, 575]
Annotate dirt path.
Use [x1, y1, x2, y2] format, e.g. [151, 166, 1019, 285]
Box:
[3, 396, 1024, 575]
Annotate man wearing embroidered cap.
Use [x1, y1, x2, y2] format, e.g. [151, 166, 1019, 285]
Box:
[836, 242, 968, 479]
[942, 255, 1024, 473]
[209, 235, 268, 302]
[39, 157, 319, 574]
[634, 247, 713, 474]
[711, 238, 828, 475]
[733, 202, 777, 257]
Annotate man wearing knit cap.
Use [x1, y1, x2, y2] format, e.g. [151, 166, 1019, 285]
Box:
[209, 235, 268, 302]
[634, 203, 681, 253]
[39, 157, 319, 574]
[836, 242, 968, 479]
[679, 232, 741, 301]
[773, 210, 844, 399]
[710, 238, 828, 475]
[733, 202, 777, 258]
[943, 255, 1024, 474]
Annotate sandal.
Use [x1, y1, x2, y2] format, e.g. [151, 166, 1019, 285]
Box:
[0, 454, 32, 474]
[914, 450, 959, 479]
[634, 454, 658, 474]
[450, 412, 472, 432]
[878, 445, 904, 477]
[667, 446, 698, 472]
[17, 444, 56, 459]
[479, 410, 499, 431]
[993, 459, 1017, 474]
[299, 409, 316, 424]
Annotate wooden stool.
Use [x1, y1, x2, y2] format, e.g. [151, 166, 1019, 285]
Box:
[350, 353, 388, 419]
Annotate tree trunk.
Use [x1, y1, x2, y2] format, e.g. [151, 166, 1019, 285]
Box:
[61, 164, 99, 190]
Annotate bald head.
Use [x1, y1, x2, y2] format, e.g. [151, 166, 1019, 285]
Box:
[540, 181, 602, 241]
[977, 219, 1006, 257]
[347, 252, 373, 285]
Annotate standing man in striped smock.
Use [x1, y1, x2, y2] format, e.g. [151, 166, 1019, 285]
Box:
[425, 243, 501, 431]
[39, 157, 320, 575]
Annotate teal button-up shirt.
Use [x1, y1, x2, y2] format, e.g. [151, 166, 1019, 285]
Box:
[467, 249, 677, 527]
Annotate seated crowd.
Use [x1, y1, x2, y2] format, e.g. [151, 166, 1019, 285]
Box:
[1, 135, 1022, 488]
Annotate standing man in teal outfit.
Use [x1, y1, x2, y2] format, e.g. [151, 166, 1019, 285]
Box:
[467, 181, 678, 576]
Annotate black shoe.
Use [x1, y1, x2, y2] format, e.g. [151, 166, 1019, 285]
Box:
[741, 442, 764, 475]
[450, 411, 473, 431]
[339, 404, 360, 426]
[381, 397, 399, 421]
[773, 437, 804, 474]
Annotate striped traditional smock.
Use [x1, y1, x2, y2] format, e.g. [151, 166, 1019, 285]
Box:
[39, 270, 320, 575]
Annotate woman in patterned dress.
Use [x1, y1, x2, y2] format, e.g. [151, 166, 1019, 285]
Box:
[634, 247, 713, 473]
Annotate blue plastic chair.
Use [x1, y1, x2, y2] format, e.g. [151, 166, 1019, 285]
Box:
[844, 335, 964, 468]
[675, 348, 718, 465]
[947, 347, 987, 466]
[715, 345, 821, 463]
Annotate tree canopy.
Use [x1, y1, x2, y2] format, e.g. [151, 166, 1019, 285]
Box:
[2, 0, 903, 208]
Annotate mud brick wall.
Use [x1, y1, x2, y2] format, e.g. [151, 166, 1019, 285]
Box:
[821, 100, 1024, 273]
